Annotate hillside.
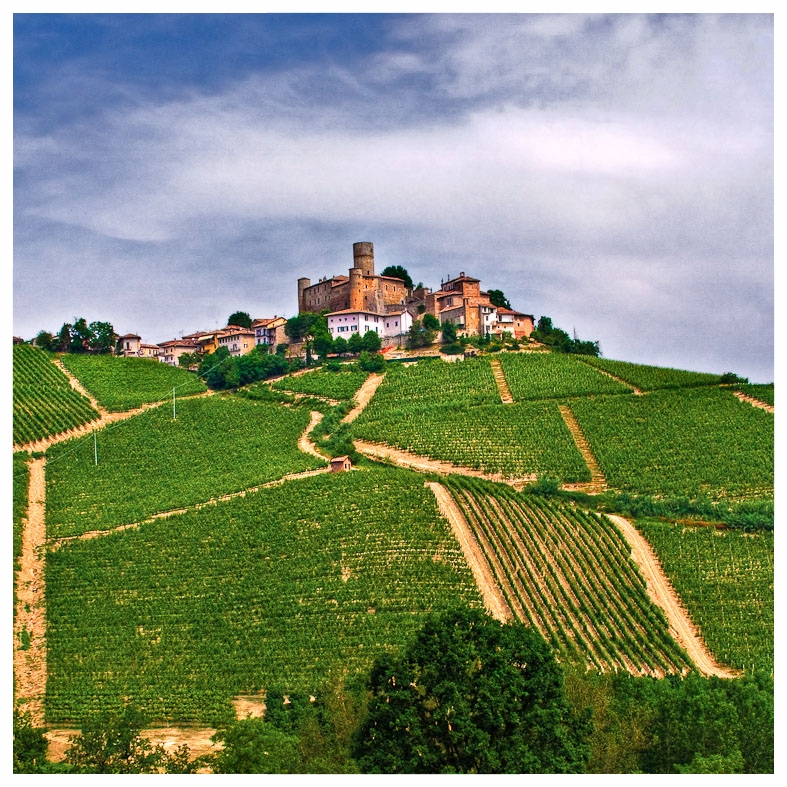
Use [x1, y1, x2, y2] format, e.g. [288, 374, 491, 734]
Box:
[12, 348, 773, 771]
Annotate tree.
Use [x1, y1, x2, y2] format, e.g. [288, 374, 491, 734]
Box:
[56, 322, 72, 353]
[487, 289, 511, 309]
[34, 330, 56, 352]
[441, 321, 457, 344]
[333, 336, 348, 356]
[227, 311, 252, 329]
[313, 333, 334, 359]
[422, 313, 440, 331]
[353, 608, 590, 774]
[347, 332, 363, 354]
[380, 265, 414, 289]
[64, 706, 195, 773]
[212, 719, 301, 774]
[178, 351, 202, 369]
[69, 318, 93, 353]
[89, 321, 115, 354]
[359, 350, 385, 372]
[361, 329, 382, 352]
[14, 710, 50, 773]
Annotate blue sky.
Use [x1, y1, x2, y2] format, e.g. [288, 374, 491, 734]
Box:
[12, 12, 774, 381]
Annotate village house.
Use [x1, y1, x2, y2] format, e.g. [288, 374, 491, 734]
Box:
[118, 333, 160, 359]
[252, 316, 287, 352]
[326, 307, 413, 341]
[217, 325, 256, 357]
[157, 338, 200, 366]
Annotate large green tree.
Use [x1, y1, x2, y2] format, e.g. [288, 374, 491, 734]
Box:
[381, 265, 414, 289]
[487, 289, 511, 309]
[227, 311, 252, 329]
[353, 608, 590, 774]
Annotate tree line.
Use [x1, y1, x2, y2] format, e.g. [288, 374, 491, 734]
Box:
[14, 608, 772, 774]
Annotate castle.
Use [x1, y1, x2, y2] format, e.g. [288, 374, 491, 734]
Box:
[299, 242, 534, 342]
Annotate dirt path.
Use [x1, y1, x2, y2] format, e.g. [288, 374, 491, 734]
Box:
[732, 390, 774, 413]
[14, 457, 48, 725]
[579, 361, 642, 395]
[52, 357, 104, 411]
[355, 440, 536, 487]
[45, 726, 221, 764]
[490, 358, 514, 404]
[558, 405, 607, 493]
[298, 410, 330, 459]
[341, 373, 385, 423]
[427, 482, 511, 622]
[606, 514, 740, 679]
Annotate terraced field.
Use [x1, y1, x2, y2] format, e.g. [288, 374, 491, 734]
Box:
[45, 397, 325, 538]
[13, 345, 99, 445]
[272, 368, 369, 400]
[579, 356, 722, 391]
[637, 521, 774, 674]
[499, 352, 632, 400]
[569, 387, 773, 500]
[442, 477, 692, 676]
[59, 354, 206, 411]
[45, 467, 482, 726]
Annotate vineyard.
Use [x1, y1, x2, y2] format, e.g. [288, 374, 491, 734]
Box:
[353, 401, 591, 481]
[735, 383, 774, 406]
[44, 466, 482, 726]
[498, 353, 632, 400]
[45, 396, 324, 538]
[442, 477, 691, 675]
[59, 354, 207, 411]
[637, 521, 774, 674]
[13, 345, 100, 446]
[569, 387, 774, 499]
[272, 368, 369, 400]
[579, 356, 722, 391]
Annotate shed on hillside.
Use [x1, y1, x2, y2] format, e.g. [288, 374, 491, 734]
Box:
[330, 456, 353, 473]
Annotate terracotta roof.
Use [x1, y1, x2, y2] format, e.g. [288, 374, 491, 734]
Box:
[327, 308, 386, 317]
[118, 333, 141, 339]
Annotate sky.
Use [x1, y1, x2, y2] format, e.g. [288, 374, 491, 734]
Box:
[12, 11, 774, 381]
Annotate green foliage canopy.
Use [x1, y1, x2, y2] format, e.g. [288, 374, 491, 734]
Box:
[380, 265, 414, 289]
[353, 608, 590, 773]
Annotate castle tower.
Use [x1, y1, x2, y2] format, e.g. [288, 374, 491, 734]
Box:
[297, 277, 311, 313]
[348, 266, 364, 311]
[352, 242, 375, 277]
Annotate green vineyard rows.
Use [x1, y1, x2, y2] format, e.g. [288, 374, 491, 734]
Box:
[13, 345, 100, 445]
[569, 387, 773, 500]
[361, 357, 501, 415]
[59, 354, 207, 412]
[579, 356, 722, 391]
[736, 383, 774, 406]
[499, 353, 632, 400]
[443, 477, 691, 675]
[353, 400, 591, 481]
[272, 368, 369, 400]
[45, 397, 325, 538]
[44, 467, 482, 726]
[637, 521, 774, 674]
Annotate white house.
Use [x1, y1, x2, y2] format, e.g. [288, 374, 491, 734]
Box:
[327, 308, 413, 340]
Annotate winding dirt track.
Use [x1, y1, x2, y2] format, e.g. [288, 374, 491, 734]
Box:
[354, 440, 536, 487]
[341, 373, 385, 423]
[606, 514, 740, 679]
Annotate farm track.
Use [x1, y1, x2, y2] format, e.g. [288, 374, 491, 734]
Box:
[298, 410, 331, 459]
[490, 358, 514, 403]
[580, 362, 642, 395]
[14, 457, 48, 726]
[558, 405, 607, 493]
[732, 390, 774, 413]
[341, 372, 386, 423]
[427, 482, 511, 623]
[606, 514, 741, 679]
[354, 440, 537, 487]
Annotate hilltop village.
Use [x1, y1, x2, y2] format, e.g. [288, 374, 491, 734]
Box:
[114, 242, 535, 366]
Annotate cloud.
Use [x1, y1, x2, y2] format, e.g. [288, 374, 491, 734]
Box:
[13, 13, 773, 381]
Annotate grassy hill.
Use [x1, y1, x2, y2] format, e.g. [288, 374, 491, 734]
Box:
[12, 348, 774, 769]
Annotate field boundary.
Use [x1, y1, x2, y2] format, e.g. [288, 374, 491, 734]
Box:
[558, 405, 607, 493]
[732, 390, 774, 413]
[427, 482, 511, 622]
[490, 358, 514, 404]
[14, 457, 48, 725]
[341, 373, 385, 423]
[606, 514, 740, 679]
[579, 360, 643, 395]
